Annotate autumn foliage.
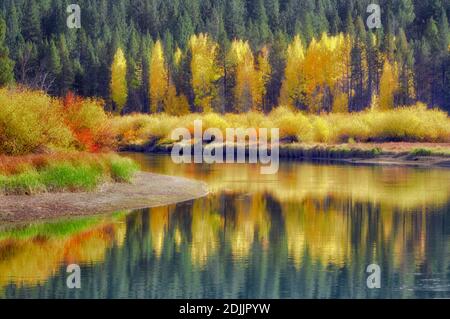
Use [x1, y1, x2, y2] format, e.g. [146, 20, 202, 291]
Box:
[110, 48, 128, 113]
[62, 92, 114, 153]
[0, 88, 114, 155]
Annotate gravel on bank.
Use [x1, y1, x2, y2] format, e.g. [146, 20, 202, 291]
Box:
[0, 172, 208, 224]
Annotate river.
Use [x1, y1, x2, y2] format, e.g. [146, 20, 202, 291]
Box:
[1, 154, 450, 298]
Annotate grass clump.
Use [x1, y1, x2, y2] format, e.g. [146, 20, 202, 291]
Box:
[110, 157, 140, 182]
[39, 164, 103, 192]
[0, 153, 139, 195]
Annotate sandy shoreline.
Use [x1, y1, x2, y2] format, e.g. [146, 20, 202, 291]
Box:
[0, 172, 208, 224]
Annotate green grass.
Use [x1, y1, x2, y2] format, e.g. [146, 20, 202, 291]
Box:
[110, 157, 140, 182]
[409, 148, 450, 157]
[409, 148, 433, 156]
[0, 170, 45, 195]
[0, 155, 139, 195]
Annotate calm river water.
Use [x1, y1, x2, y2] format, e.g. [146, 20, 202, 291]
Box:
[1, 154, 450, 298]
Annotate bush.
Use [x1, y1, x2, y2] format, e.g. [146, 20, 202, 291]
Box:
[0, 88, 74, 155]
[62, 92, 115, 152]
[270, 108, 313, 142]
[312, 117, 331, 143]
[0, 89, 115, 155]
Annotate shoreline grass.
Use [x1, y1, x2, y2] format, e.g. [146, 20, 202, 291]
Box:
[0, 153, 139, 195]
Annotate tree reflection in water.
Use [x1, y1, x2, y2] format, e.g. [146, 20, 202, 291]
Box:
[1, 155, 449, 298]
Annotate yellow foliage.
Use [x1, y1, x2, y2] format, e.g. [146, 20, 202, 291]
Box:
[149, 40, 169, 113]
[174, 47, 183, 68]
[312, 117, 331, 143]
[279, 35, 306, 108]
[164, 85, 190, 116]
[228, 40, 269, 112]
[379, 59, 399, 111]
[281, 33, 352, 113]
[112, 103, 450, 146]
[270, 106, 313, 142]
[189, 34, 222, 112]
[0, 88, 74, 155]
[110, 48, 128, 112]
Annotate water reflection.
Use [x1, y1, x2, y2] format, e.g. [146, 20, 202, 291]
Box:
[0, 155, 449, 298]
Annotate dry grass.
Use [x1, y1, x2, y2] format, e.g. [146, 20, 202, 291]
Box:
[112, 103, 450, 147]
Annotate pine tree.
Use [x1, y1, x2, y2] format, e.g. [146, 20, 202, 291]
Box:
[47, 39, 61, 92]
[21, 0, 41, 43]
[58, 35, 74, 95]
[0, 15, 14, 86]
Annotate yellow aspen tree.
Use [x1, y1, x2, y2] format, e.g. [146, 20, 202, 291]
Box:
[232, 40, 255, 112]
[189, 34, 222, 113]
[110, 48, 128, 113]
[332, 33, 352, 113]
[302, 33, 349, 113]
[254, 46, 271, 111]
[174, 47, 183, 68]
[228, 39, 266, 112]
[164, 85, 190, 115]
[379, 59, 398, 110]
[302, 35, 332, 112]
[149, 40, 168, 113]
[279, 35, 306, 109]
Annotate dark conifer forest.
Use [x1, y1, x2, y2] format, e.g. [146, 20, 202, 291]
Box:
[0, 0, 449, 113]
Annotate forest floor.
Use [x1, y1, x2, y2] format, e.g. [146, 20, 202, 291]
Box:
[0, 172, 208, 224]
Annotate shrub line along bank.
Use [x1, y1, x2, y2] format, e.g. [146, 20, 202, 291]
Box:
[114, 104, 450, 163]
[119, 141, 445, 160]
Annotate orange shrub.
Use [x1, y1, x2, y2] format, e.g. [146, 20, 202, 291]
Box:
[62, 92, 115, 152]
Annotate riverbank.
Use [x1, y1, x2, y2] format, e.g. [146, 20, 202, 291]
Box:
[0, 172, 208, 224]
[120, 141, 450, 169]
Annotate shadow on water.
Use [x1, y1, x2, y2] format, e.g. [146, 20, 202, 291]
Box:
[1, 154, 450, 298]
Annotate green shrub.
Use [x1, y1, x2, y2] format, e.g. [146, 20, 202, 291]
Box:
[409, 148, 433, 156]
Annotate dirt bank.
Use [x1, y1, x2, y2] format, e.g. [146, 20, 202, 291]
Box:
[0, 172, 208, 224]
